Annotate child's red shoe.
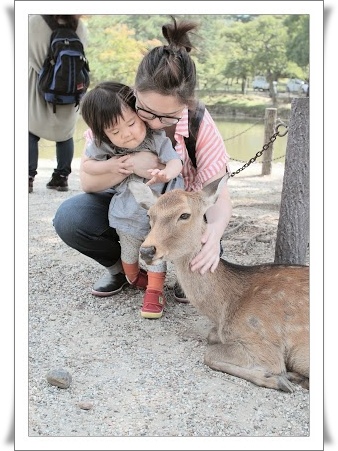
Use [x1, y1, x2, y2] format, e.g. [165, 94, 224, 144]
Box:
[126, 268, 148, 290]
[140, 289, 166, 319]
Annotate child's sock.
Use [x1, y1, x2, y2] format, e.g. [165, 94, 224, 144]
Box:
[122, 261, 140, 283]
[147, 271, 166, 292]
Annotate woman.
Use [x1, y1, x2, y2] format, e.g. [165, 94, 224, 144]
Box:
[53, 16, 232, 303]
[29, 14, 88, 193]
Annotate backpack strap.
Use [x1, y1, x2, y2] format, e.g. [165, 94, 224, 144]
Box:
[41, 15, 60, 31]
[184, 102, 205, 169]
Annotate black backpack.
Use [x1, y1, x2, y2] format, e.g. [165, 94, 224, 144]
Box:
[37, 16, 90, 113]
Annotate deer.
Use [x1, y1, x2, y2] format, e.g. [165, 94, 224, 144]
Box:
[128, 176, 309, 393]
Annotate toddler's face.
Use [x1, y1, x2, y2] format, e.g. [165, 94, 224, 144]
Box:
[104, 107, 147, 148]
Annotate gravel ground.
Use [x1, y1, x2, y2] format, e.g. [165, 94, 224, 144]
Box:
[27, 157, 311, 448]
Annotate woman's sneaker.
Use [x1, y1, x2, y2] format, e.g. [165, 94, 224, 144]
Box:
[140, 289, 166, 319]
[46, 173, 69, 191]
[173, 282, 189, 303]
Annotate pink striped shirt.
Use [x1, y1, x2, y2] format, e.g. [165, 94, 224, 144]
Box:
[84, 106, 230, 192]
[174, 107, 231, 191]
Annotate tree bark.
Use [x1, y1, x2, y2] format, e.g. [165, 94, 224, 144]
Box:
[274, 98, 309, 264]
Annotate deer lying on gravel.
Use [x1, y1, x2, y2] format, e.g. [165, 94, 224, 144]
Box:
[129, 177, 309, 393]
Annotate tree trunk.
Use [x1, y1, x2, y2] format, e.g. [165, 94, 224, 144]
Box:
[274, 98, 309, 264]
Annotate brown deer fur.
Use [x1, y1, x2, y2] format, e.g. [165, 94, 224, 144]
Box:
[129, 177, 309, 392]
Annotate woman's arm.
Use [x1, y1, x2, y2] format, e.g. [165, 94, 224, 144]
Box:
[80, 153, 131, 192]
[190, 168, 233, 274]
[80, 150, 165, 193]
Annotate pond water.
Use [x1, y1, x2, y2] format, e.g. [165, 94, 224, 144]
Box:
[38, 116, 287, 164]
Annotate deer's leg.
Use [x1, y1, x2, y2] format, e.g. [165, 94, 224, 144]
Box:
[204, 343, 295, 393]
[286, 372, 309, 390]
[207, 326, 221, 344]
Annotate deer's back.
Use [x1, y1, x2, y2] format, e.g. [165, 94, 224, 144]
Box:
[178, 259, 309, 349]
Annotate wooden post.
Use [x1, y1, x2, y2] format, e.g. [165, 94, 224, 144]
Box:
[274, 98, 309, 264]
[261, 108, 277, 176]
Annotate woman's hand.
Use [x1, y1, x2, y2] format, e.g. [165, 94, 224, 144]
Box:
[80, 154, 132, 192]
[190, 176, 232, 274]
[190, 223, 222, 274]
[131, 152, 165, 179]
[80, 151, 164, 192]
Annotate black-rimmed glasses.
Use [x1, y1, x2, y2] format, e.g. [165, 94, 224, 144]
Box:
[135, 105, 182, 126]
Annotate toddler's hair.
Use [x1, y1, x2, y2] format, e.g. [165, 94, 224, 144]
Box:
[81, 81, 136, 147]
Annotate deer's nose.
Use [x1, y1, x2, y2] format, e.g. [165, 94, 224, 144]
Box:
[140, 246, 156, 263]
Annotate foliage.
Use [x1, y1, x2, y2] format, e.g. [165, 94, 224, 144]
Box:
[283, 15, 309, 77]
[83, 14, 309, 92]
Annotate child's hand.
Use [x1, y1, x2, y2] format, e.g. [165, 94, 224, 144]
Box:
[146, 168, 171, 186]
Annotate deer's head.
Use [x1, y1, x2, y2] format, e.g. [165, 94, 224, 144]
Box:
[129, 176, 227, 265]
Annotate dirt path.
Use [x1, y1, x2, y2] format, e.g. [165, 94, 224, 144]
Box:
[25, 157, 312, 448]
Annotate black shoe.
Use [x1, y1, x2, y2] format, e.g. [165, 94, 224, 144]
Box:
[173, 281, 189, 303]
[29, 176, 34, 193]
[91, 272, 128, 297]
[46, 173, 69, 191]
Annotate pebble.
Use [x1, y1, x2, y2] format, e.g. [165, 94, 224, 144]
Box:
[78, 402, 94, 410]
[46, 368, 72, 389]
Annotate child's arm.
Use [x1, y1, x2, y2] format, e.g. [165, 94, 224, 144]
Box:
[146, 158, 183, 186]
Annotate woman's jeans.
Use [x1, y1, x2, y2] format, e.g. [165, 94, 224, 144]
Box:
[53, 191, 122, 268]
[29, 132, 74, 178]
[53, 190, 224, 270]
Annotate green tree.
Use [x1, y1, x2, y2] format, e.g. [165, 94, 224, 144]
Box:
[84, 15, 161, 85]
[82, 14, 309, 95]
[221, 15, 290, 101]
[284, 15, 309, 77]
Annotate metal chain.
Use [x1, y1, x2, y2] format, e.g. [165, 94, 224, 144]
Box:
[229, 123, 288, 177]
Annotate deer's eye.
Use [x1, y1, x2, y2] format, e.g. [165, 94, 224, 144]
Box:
[179, 213, 190, 220]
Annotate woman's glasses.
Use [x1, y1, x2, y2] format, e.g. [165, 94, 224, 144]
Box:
[135, 105, 182, 126]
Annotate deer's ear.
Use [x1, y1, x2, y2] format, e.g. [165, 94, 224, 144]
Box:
[128, 180, 159, 210]
[202, 174, 229, 205]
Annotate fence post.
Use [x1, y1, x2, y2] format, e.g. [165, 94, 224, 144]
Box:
[274, 98, 309, 264]
[261, 108, 277, 175]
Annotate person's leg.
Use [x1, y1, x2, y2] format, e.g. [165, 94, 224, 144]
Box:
[118, 232, 148, 289]
[141, 261, 167, 319]
[118, 232, 166, 318]
[29, 132, 39, 192]
[55, 137, 74, 177]
[46, 137, 74, 191]
[53, 191, 127, 296]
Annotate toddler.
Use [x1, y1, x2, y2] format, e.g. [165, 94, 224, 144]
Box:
[81, 81, 184, 319]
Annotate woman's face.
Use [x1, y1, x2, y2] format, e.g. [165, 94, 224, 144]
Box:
[104, 107, 147, 149]
[134, 91, 186, 130]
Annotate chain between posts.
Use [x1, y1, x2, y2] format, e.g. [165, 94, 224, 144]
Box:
[229, 123, 288, 177]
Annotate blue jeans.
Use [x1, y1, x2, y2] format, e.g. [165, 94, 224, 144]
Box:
[29, 132, 74, 178]
[53, 191, 122, 268]
[53, 190, 224, 270]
